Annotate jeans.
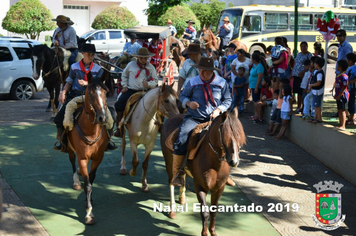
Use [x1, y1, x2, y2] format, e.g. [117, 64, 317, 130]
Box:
[68, 48, 78, 67]
[303, 92, 315, 117]
[230, 91, 245, 112]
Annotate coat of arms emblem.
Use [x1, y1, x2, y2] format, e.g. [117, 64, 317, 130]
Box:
[312, 180, 346, 230]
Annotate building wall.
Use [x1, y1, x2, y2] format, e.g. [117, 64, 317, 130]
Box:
[189, 0, 336, 7]
[0, 1, 10, 36]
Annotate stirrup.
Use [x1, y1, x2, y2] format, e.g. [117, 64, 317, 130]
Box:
[53, 140, 68, 153]
[106, 140, 118, 151]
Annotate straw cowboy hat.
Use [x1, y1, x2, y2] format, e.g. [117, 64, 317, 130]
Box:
[52, 15, 73, 24]
[80, 44, 97, 54]
[186, 20, 195, 24]
[131, 47, 155, 58]
[192, 57, 220, 72]
[222, 16, 230, 22]
[166, 19, 173, 24]
[182, 43, 206, 55]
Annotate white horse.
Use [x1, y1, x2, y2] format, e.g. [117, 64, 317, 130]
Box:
[119, 83, 179, 192]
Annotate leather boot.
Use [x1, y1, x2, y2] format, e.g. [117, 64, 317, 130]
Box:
[53, 127, 64, 151]
[171, 154, 185, 186]
[113, 111, 124, 138]
[107, 142, 117, 150]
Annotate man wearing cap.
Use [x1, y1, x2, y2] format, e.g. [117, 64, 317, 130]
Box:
[166, 20, 177, 37]
[113, 47, 158, 137]
[52, 15, 78, 66]
[183, 20, 196, 40]
[217, 16, 234, 52]
[53, 44, 116, 151]
[171, 57, 232, 186]
[177, 43, 206, 94]
[116, 33, 142, 68]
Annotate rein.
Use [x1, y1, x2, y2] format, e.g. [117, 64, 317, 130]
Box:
[142, 88, 170, 126]
[207, 121, 226, 161]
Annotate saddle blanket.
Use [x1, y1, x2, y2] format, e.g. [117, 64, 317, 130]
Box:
[63, 96, 114, 131]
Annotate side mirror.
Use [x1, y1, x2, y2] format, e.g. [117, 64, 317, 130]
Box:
[88, 36, 95, 42]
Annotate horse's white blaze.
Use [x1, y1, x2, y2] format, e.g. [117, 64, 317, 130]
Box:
[96, 86, 105, 114]
[232, 139, 239, 164]
[32, 56, 39, 79]
[169, 94, 175, 102]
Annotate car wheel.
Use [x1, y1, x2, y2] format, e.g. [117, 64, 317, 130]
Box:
[10, 80, 36, 100]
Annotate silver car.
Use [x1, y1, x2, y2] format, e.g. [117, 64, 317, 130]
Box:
[80, 29, 126, 56]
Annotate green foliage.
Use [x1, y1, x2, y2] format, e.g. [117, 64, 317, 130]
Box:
[91, 5, 138, 29]
[190, 0, 226, 32]
[157, 4, 200, 38]
[228, 2, 234, 7]
[1, 0, 56, 39]
[145, 0, 189, 25]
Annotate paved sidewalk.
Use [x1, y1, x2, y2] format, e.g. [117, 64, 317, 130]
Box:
[231, 114, 356, 236]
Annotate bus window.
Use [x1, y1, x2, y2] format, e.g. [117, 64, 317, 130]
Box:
[218, 9, 243, 38]
[339, 15, 356, 31]
[264, 13, 288, 30]
[290, 14, 312, 30]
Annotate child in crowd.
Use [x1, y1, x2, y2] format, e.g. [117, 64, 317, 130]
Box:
[266, 87, 283, 136]
[212, 51, 220, 70]
[230, 66, 246, 113]
[299, 59, 311, 115]
[333, 59, 349, 130]
[275, 84, 293, 140]
[346, 53, 356, 125]
[308, 57, 325, 124]
[251, 79, 273, 123]
[301, 57, 316, 119]
[314, 46, 324, 57]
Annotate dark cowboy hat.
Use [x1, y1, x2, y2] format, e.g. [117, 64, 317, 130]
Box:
[192, 57, 220, 72]
[183, 43, 206, 55]
[80, 44, 97, 53]
[186, 20, 195, 24]
[52, 15, 73, 24]
[223, 43, 237, 50]
[128, 33, 138, 39]
[131, 47, 155, 58]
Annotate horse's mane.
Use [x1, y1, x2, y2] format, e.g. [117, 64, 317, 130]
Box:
[87, 73, 109, 93]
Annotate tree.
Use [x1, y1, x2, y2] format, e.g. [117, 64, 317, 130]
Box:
[145, 0, 189, 25]
[92, 5, 138, 30]
[190, 0, 225, 32]
[157, 4, 200, 38]
[2, 0, 56, 39]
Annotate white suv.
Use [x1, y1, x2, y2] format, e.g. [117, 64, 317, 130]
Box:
[0, 37, 44, 100]
[80, 29, 126, 56]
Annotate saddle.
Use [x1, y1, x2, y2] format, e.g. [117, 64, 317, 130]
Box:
[118, 91, 146, 128]
[55, 47, 83, 71]
[165, 121, 211, 160]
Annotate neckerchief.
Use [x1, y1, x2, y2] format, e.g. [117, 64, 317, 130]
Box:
[61, 26, 68, 46]
[135, 62, 153, 81]
[202, 75, 216, 107]
[79, 60, 94, 81]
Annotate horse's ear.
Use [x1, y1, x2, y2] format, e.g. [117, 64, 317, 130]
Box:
[221, 111, 228, 121]
[87, 71, 93, 84]
[232, 107, 239, 119]
[160, 82, 166, 92]
[170, 81, 175, 88]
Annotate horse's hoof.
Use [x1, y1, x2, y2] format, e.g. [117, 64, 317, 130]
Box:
[141, 185, 149, 192]
[120, 169, 127, 175]
[129, 170, 136, 176]
[85, 216, 95, 225]
[169, 211, 176, 219]
[73, 184, 82, 190]
[179, 195, 186, 205]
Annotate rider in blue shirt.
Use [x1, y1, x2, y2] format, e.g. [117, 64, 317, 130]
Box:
[183, 20, 196, 40]
[172, 57, 232, 186]
[116, 33, 142, 68]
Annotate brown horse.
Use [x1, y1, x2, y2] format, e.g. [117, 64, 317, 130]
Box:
[67, 70, 111, 225]
[119, 83, 179, 192]
[169, 36, 185, 69]
[200, 27, 220, 51]
[160, 108, 246, 236]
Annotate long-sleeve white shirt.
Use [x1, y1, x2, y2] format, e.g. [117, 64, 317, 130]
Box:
[121, 61, 158, 90]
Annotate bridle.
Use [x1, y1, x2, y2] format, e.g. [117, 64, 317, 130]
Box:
[142, 88, 172, 126]
[208, 122, 226, 161]
[35, 47, 62, 79]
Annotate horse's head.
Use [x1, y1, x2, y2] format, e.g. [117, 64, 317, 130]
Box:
[86, 70, 109, 125]
[31, 44, 46, 80]
[210, 108, 246, 167]
[157, 83, 179, 118]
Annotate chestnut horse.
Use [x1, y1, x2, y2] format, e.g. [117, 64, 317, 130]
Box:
[199, 27, 248, 53]
[160, 108, 246, 236]
[67, 70, 111, 225]
[119, 83, 179, 192]
[169, 36, 185, 69]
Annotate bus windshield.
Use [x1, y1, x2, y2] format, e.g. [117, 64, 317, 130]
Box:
[218, 9, 243, 39]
